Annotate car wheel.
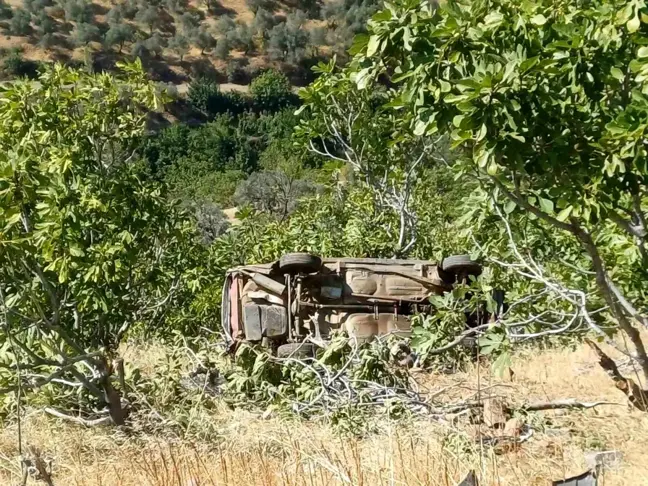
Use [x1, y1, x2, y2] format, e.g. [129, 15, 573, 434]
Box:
[277, 342, 316, 359]
[441, 254, 482, 282]
[278, 253, 322, 274]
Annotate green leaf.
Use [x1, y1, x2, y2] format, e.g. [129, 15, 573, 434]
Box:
[366, 35, 381, 57]
[556, 206, 573, 222]
[538, 197, 554, 213]
[628, 15, 640, 33]
[530, 14, 547, 26]
[492, 352, 511, 377]
[638, 46, 648, 58]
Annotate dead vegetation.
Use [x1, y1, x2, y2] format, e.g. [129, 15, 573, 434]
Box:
[1, 336, 647, 486]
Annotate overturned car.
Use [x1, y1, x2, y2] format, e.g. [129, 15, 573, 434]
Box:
[221, 253, 486, 357]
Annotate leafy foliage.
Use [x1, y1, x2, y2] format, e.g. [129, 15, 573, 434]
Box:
[250, 69, 298, 111]
[0, 62, 208, 419]
[9, 8, 31, 36]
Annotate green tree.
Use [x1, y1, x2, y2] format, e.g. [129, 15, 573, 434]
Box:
[9, 8, 32, 36]
[0, 62, 204, 424]
[145, 32, 166, 58]
[135, 5, 159, 34]
[122, 0, 138, 19]
[74, 22, 100, 46]
[132, 40, 149, 59]
[106, 5, 124, 25]
[0, 0, 11, 19]
[228, 23, 254, 54]
[105, 22, 134, 53]
[2, 49, 39, 78]
[180, 11, 199, 31]
[24, 0, 50, 14]
[63, 0, 93, 23]
[193, 26, 216, 54]
[165, 0, 187, 13]
[38, 33, 56, 50]
[266, 12, 309, 63]
[34, 10, 56, 35]
[324, 0, 648, 383]
[169, 33, 190, 61]
[252, 7, 275, 38]
[214, 37, 230, 60]
[250, 69, 296, 111]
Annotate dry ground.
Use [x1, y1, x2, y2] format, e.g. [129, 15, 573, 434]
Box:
[1, 338, 647, 486]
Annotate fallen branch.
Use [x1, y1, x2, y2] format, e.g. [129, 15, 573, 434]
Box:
[43, 408, 113, 427]
[517, 399, 624, 411]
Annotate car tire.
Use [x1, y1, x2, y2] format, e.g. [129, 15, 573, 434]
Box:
[441, 254, 482, 280]
[278, 253, 322, 274]
[277, 342, 316, 359]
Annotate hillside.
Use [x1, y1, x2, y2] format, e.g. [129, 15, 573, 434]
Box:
[0, 0, 374, 86]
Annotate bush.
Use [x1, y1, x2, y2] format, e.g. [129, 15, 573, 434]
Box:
[214, 37, 230, 60]
[169, 34, 189, 61]
[192, 201, 230, 244]
[249, 69, 297, 112]
[226, 58, 249, 84]
[105, 22, 134, 53]
[0, 0, 11, 19]
[62, 0, 93, 23]
[136, 5, 159, 34]
[9, 8, 32, 36]
[187, 78, 249, 117]
[74, 22, 100, 46]
[192, 27, 216, 54]
[34, 11, 56, 34]
[24, 0, 51, 14]
[132, 40, 149, 60]
[38, 32, 56, 50]
[187, 77, 220, 114]
[3, 50, 39, 79]
[145, 32, 166, 58]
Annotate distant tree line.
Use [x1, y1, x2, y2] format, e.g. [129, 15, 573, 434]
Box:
[0, 0, 381, 82]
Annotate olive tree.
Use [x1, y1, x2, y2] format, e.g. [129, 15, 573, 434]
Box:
[74, 22, 100, 46]
[9, 8, 32, 36]
[0, 62, 203, 425]
[105, 22, 134, 53]
[135, 5, 159, 34]
[169, 33, 190, 61]
[342, 0, 648, 384]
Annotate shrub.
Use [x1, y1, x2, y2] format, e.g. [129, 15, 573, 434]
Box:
[132, 40, 149, 60]
[24, 0, 50, 14]
[192, 27, 216, 54]
[187, 78, 249, 116]
[0, 0, 11, 19]
[105, 22, 134, 53]
[34, 11, 56, 34]
[145, 32, 166, 58]
[249, 69, 297, 112]
[62, 0, 93, 23]
[226, 58, 249, 84]
[38, 32, 56, 50]
[214, 37, 230, 60]
[166, 34, 187, 61]
[74, 22, 100, 46]
[9, 8, 32, 36]
[3, 50, 39, 78]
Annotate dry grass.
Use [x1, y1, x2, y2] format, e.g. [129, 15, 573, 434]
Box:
[1, 338, 647, 486]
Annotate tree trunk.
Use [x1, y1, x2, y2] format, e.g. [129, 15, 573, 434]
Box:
[572, 220, 648, 385]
